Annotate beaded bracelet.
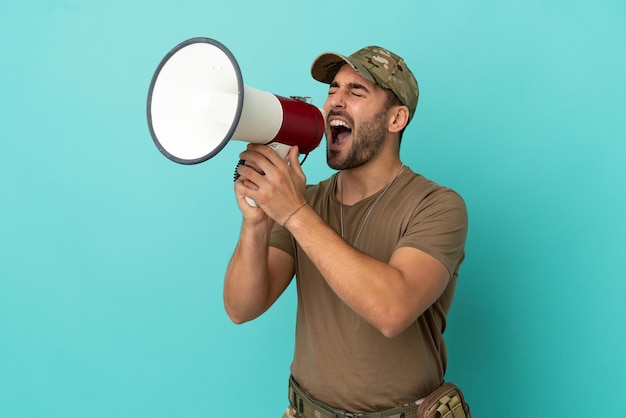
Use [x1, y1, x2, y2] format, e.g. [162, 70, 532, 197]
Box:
[282, 201, 308, 228]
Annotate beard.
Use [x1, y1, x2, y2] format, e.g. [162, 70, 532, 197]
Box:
[326, 109, 388, 170]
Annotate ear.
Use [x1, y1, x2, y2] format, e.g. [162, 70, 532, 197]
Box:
[387, 105, 409, 133]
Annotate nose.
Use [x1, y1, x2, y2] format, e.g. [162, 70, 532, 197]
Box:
[326, 89, 346, 110]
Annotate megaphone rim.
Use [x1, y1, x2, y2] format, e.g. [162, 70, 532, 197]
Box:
[146, 37, 245, 165]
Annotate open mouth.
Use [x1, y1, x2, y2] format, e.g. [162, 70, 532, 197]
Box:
[329, 119, 352, 145]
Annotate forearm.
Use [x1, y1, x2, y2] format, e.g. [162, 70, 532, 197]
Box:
[284, 205, 423, 337]
[223, 220, 274, 323]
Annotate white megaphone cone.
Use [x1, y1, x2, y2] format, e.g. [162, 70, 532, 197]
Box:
[147, 37, 324, 171]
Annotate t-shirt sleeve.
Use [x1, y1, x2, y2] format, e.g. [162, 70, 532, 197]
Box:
[396, 188, 468, 277]
[269, 221, 295, 257]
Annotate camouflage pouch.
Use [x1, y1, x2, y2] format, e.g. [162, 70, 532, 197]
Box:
[418, 382, 471, 418]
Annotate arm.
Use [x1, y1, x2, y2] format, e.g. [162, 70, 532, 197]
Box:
[283, 206, 449, 338]
[236, 144, 451, 338]
[223, 219, 294, 324]
[223, 152, 295, 324]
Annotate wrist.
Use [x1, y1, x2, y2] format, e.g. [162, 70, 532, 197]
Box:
[241, 216, 272, 238]
[282, 201, 308, 229]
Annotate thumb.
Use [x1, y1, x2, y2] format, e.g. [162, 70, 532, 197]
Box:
[288, 146, 304, 176]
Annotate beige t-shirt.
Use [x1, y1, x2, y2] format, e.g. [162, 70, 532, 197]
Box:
[270, 168, 468, 412]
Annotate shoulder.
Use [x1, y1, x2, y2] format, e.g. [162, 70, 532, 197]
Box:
[398, 168, 467, 216]
[395, 169, 468, 273]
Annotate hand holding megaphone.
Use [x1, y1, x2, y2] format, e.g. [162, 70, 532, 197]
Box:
[146, 37, 324, 207]
[234, 142, 292, 207]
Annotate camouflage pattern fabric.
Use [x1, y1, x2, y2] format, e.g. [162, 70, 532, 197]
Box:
[311, 46, 419, 121]
[282, 406, 302, 418]
[282, 400, 424, 418]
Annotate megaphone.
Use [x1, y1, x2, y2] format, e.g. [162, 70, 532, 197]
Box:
[147, 37, 325, 168]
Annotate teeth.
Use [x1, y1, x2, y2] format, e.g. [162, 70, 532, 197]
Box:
[329, 119, 351, 129]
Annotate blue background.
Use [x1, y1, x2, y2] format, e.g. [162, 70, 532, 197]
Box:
[1, 1, 625, 417]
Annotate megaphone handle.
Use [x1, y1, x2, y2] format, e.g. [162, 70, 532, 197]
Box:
[236, 142, 292, 207]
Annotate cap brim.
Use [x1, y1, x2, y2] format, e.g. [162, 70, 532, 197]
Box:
[311, 52, 375, 84]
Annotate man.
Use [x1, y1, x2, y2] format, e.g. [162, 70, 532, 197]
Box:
[224, 45, 469, 417]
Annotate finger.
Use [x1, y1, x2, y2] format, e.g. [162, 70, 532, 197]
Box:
[238, 151, 266, 175]
[249, 143, 282, 162]
[287, 146, 303, 175]
[236, 160, 265, 186]
[248, 143, 290, 169]
[237, 178, 259, 191]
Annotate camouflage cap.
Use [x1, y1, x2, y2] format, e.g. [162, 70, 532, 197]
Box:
[311, 46, 419, 121]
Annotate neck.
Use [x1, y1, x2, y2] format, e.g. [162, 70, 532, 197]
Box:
[337, 159, 404, 206]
